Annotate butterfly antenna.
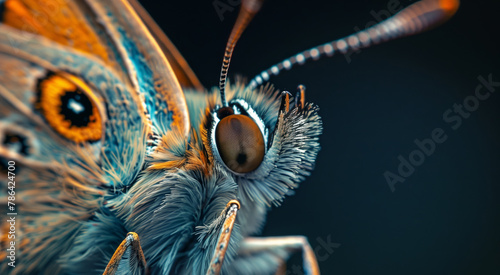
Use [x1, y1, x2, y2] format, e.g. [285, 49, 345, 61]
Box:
[248, 0, 460, 89]
[219, 0, 263, 107]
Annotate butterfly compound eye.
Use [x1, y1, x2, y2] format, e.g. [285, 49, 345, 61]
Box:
[215, 114, 265, 173]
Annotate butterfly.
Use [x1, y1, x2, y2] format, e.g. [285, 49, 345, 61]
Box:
[0, 0, 458, 274]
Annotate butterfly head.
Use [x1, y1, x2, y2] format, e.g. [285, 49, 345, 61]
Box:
[185, 0, 322, 209]
[193, 81, 322, 209]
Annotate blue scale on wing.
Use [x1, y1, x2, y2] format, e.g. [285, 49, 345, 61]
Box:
[117, 26, 175, 139]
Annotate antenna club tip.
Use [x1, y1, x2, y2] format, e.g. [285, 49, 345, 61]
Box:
[242, 0, 263, 13]
[439, 0, 460, 16]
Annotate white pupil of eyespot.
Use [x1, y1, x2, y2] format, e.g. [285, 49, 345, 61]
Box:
[68, 98, 84, 114]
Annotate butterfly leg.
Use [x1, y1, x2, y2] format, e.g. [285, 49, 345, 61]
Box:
[206, 200, 241, 275]
[103, 232, 147, 275]
[240, 236, 321, 275]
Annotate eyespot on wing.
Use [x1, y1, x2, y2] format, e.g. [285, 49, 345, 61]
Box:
[36, 73, 103, 143]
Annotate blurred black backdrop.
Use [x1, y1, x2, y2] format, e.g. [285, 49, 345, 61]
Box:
[139, 0, 500, 274]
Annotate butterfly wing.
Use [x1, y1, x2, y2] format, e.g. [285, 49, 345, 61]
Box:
[128, 0, 204, 91]
[0, 0, 189, 273]
[1, 0, 190, 138]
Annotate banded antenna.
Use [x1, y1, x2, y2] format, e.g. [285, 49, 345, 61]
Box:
[219, 0, 263, 107]
[248, 0, 460, 90]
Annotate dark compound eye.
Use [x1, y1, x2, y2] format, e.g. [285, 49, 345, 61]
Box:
[36, 73, 102, 143]
[215, 114, 265, 173]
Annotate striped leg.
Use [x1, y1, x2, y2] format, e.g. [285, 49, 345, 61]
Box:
[206, 200, 241, 275]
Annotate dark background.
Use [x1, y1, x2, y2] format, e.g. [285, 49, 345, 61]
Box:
[140, 0, 500, 274]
